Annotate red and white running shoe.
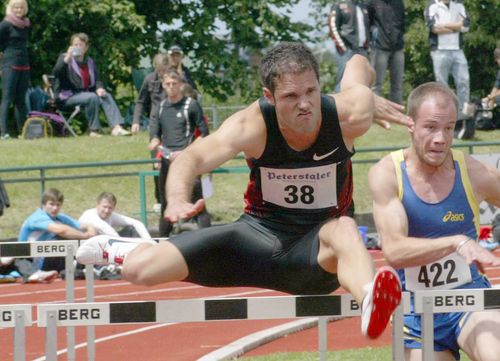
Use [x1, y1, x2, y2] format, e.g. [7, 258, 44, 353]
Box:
[361, 266, 402, 339]
[76, 235, 156, 266]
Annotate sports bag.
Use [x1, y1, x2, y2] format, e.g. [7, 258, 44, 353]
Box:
[21, 116, 53, 139]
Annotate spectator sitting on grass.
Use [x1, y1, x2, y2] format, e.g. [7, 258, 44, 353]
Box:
[52, 32, 131, 137]
[79, 192, 151, 238]
[18, 188, 96, 283]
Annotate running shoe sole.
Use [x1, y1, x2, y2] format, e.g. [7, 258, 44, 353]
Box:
[363, 266, 402, 339]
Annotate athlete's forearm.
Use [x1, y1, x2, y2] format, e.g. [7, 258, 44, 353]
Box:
[166, 151, 199, 203]
[382, 234, 466, 269]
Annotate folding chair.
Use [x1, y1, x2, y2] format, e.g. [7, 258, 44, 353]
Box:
[42, 74, 79, 137]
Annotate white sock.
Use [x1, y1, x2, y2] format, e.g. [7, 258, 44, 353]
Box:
[361, 282, 373, 309]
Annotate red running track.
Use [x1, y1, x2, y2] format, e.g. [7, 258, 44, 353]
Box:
[0, 249, 499, 361]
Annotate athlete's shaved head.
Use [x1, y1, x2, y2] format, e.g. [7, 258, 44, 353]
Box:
[260, 42, 319, 94]
[407, 82, 458, 121]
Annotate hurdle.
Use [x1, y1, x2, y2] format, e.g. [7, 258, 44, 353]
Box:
[36, 293, 410, 361]
[413, 288, 500, 361]
[4, 239, 498, 360]
[0, 240, 95, 361]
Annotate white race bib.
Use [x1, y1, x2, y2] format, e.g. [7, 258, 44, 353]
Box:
[260, 164, 337, 209]
[404, 252, 472, 291]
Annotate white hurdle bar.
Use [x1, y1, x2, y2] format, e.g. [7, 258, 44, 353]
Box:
[0, 240, 94, 361]
[37, 293, 411, 361]
[413, 288, 500, 361]
[0, 304, 32, 361]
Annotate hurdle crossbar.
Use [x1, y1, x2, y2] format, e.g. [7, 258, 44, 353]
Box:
[0, 240, 83, 258]
[37, 294, 365, 327]
[414, 288, 500, 313]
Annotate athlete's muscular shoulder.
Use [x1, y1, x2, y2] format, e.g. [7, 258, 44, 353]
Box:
[369, 153, 398, 203]
[464, 154, 500, 207]
[214, 100, 267, 159]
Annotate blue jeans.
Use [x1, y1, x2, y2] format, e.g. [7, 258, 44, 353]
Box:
[0, 67, 30, 136]
[370, 48, 405, 104]
[431, 50, 470, 115]
[63, 92, 123, 131]
[334, 48, 369, 92]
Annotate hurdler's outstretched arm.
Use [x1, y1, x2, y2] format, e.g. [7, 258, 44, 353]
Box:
[165, 101, 265, 223]
[333, 55, 412, 149]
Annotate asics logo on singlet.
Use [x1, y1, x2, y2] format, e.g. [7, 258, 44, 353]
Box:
[442, 211, 465, 222]
[313, 147, 339, 161]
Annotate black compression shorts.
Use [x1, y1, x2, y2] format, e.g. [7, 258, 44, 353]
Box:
[168, 214, 340, 295]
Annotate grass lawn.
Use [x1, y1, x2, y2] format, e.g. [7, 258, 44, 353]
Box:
[1, 123, 499, 241]
[240, 347, 472, 360]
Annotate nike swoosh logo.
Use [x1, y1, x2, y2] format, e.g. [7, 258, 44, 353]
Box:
[108, 239, 131, 246]
[313, 147, 339, 161]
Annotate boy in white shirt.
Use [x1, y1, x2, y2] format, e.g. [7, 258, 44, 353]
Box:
[79, 192, 151, 239]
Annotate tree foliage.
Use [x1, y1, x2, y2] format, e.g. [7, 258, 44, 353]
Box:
[26, 0, 312, 102]
[22, 0, 499, 104]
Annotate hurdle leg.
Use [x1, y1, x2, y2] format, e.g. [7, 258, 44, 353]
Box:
[14, 310, 26, 361]
[392, 300, 404, 361]
[45, 310, 58, 361]
[65, 246, 76, 361]
[422, 296, 434, 361]
[318, 316, 328, 361]
[86, 264, 96, 361]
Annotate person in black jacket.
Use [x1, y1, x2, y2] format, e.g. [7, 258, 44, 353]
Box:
[52, 32, 130, 137]
[328, 1, 370, 92]
[367, 0, 405, 105]
[148, 69, 210, 237]
[131, 52, 170, 211]
[0, 0, 30, 139]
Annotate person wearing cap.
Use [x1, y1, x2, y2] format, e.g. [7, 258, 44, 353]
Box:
[167, 45, 197, 92]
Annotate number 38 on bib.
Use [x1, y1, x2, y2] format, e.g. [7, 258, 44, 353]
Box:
[260, 164, 338, 209]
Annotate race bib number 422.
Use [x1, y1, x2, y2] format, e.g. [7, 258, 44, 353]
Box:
[404, 252, 472, 291]
[260, 164, 337, 209]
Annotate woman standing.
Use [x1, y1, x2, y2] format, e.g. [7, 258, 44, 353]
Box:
[0, 0, 30, 139]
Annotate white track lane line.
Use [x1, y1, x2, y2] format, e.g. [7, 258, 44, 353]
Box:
[0, 281, 201, 299]
[0, 281, 130, 298]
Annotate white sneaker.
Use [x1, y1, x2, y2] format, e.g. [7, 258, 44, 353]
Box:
[111, 126, 131, 136]
[0, 257, 14, 266]
[76, 235, 155, 265]
[361, 266, 401, 339]
[27, 270, 59, 284]
[152, 203, 162, 212]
